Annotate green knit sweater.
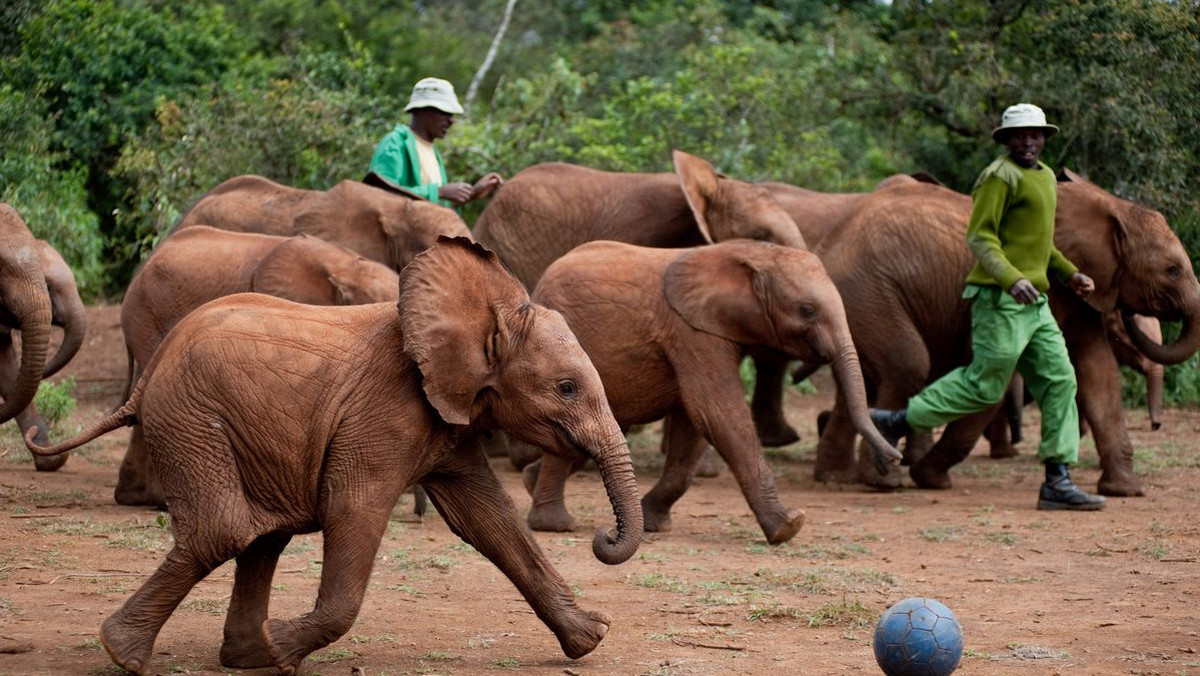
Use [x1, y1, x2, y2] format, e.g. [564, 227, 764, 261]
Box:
[964, 156, 1078, 292]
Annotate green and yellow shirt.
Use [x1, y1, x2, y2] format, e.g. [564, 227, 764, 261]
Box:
[964, 156, 1078, 292]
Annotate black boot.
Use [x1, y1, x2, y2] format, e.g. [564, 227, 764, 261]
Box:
[1038, 462, 1106, 511]
[868, 408, 911, 446]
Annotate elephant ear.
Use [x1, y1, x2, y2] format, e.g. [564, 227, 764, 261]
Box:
[673, 150, 719, 244]
[399, 236, 528, 425]
[663, 243, 777, 347]
[1054, 175, 1127, 313]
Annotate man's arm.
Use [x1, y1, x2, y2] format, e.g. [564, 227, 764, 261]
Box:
[965, 177, 1025, 291]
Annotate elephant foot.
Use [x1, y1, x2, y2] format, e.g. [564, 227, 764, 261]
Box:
[527, 502, 577, 533]
[858, 452, 902, 490]
[33, 452, 68, 472]
[1097, 470, 1145, 497]
[695, 447, 722, 478]
[989, 444, 1020, 459]
[554, 608, 610, 660]
[909, 462, 953, 490]
[814, 465, 859, 484]
[219, 633, 274, 669]
[261, 618, 312, 676]
[763, 508, 806, 545]
[641, 497, 673, 533]
[756, 418, 800, 448]
[100, 613, 155, 676]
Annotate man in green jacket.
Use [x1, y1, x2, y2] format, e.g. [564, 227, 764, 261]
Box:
[367, 77, 503, 208]
[870, 103, 1106, 511]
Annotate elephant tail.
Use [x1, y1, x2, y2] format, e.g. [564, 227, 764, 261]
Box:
[25, 381, 142, 457]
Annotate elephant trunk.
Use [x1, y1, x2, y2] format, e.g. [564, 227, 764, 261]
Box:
[829, 339, 902, 474]
[1123, 310, 1200, 366]
[589, 425, 643, 565]
[0, 278, 52, 424]
[42, 282, 87, 378]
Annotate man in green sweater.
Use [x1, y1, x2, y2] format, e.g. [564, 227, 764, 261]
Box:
[367, 77, 503, 208]
[870, 103, 1106, 511]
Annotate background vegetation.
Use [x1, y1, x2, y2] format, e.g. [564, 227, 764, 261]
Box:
[2, 0, 1198, 399]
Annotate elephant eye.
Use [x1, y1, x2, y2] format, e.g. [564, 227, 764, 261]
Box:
[799, 304, 817, 319]
[557, 380, 578, 398]
[1167, 264, 1181, 279]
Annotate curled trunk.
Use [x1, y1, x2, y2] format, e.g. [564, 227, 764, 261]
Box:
[0, 279, 52, 423]
[1123, 311, 1200, 366]
[42, 282, 87, 378]
[1146, 363, 1164, 431]
[830, 341, 902, 475]
[589, 427, 643, 565]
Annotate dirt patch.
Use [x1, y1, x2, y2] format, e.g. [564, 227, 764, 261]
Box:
[1, 304, 1198, 675]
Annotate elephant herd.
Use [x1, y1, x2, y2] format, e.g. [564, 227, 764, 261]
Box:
[5, 148, 1197, 675]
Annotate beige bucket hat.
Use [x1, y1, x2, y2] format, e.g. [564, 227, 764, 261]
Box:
[991, 103, 1059, 143]
[404, 77, 464, 115]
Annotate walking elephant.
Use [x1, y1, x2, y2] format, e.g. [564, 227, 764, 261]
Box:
[522, 240, 899, 545]
[474, 150, 807, 445]
[0, 205, 87, 472]
[26, 238, 642, 676]
[115, 226, 400, 506]
[805, 173, 1199, 496]
[176, 175, 471, 271]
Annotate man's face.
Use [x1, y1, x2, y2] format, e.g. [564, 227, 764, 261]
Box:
[1003, 128, 1046, 169]
[415, 109, 455, 140]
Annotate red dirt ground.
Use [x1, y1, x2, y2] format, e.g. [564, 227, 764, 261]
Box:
[1, 304, 1198, 676]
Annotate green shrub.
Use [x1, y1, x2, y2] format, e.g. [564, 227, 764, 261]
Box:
[34, 376, 76, 427]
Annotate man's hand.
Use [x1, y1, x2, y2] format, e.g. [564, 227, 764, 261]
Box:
[1008, 279, 1040, 304]
[470, 172, 504, 200]
[438, 182, 474, 206]
[1068, 272, 1095, 298]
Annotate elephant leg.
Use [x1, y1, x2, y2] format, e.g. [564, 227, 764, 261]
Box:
[115, 425, 165, 508]
[679, 359, 804, 545]
[262, 509, 391, 674]
[642, 411, 708, 533]
[909, 409, 995, 489]
[904, 431, 935, 466]
[1068, 325, 1143, 496]
[101, 545, 222, 676]
[814, 396, 859, 483]
[749, 350, 800, 447]
[220, 531, 292, 668]
[855, 384, 912, 489]
[526, 453, 587, 532]
[660, 413, 721, 478]
[423, 452, 610, 659]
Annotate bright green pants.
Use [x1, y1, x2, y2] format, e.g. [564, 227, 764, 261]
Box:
[907, 285, 1079, 464]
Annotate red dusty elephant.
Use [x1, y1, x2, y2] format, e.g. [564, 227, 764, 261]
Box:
[524, 240, 899, 545]
[26, 238, 643, 676]
[114, 226, 400, 506]
[176, 175, 471, 271]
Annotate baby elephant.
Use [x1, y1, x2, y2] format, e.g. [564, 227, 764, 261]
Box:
[115, 225, 400, 506]
[27, 238, 642, 676]
[525, 240, 899, 545]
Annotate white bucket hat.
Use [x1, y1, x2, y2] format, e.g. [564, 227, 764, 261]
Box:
[404, 77, 464, 115]
[992, 103, 1059, 143]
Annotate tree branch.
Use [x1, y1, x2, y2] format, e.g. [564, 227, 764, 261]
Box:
[465, 0, 518, 113]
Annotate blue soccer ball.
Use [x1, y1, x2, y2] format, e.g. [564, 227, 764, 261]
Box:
[872, 597, 963, 676]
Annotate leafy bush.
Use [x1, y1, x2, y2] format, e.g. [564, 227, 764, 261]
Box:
[34, 376, 77, 427]
[0, 86, 105, 299]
